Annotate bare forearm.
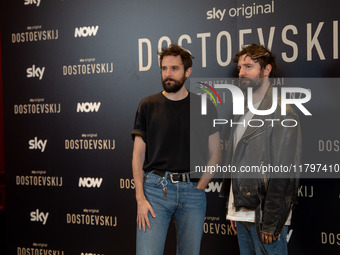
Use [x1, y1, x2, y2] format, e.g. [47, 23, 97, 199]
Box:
[196, 132, 222, 190]
[196, 153, 221, 189]
[133, 167, 145, 199]
[132, 136, 147, 202]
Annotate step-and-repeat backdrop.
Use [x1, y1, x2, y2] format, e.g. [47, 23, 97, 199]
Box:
[1, 0, 339, 254]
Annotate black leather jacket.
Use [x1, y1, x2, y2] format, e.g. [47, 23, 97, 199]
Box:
[221, 86, 301, 238]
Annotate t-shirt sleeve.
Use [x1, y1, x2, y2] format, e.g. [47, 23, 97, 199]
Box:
[131, 101, 146, 142]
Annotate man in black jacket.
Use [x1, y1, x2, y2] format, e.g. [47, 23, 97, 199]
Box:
[223, 44, 301, 255]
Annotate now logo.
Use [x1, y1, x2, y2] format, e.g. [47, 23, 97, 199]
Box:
[77, 102, 101, 113]
[205, 182, 222, 193]
[78, 177, 103, 188]
[74, 26, 99, 37]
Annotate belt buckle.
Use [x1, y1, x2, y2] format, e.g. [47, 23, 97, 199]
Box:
[169, 173, 179, 184]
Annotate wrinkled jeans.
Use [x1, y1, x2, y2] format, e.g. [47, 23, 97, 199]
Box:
[136, 172, 206, 255]
[236, 221, 288, 255]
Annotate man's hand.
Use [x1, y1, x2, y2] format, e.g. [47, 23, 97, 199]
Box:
[261, 232, 277, 244]
[230, 220, 237, 234]
[137, 197, 156, 232]
[132, 136, 156, 232]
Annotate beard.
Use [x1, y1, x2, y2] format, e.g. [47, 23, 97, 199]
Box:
[162, 74, 187, 93]
[238, 78, 263, 92]
[238, 71, 265, 93]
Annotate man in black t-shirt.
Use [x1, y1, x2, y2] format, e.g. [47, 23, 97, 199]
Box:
[132, 44, 221, 255]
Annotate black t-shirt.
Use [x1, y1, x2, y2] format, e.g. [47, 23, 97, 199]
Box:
[132, 91, 218, 173]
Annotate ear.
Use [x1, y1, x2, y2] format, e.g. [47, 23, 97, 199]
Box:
[185, 67, 193, 78]
[263, 64, 272, 77]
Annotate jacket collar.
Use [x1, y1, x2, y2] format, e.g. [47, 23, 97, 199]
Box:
[241, 85, 275, 139]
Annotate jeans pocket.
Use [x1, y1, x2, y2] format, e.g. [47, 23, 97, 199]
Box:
[144, 173, 163, 188]
[189, 182, 205, 192]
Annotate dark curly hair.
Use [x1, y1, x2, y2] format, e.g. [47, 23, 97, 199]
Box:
[233, 44, 277, 77]
[158, 44, 194, 72]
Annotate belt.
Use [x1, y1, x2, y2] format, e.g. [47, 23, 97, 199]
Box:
[148, 170, 189, 183]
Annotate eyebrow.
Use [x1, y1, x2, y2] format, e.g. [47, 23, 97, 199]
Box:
[162, 64, 182, 68]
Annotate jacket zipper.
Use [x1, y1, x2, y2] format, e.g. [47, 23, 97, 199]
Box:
[244, 123, 271, 144]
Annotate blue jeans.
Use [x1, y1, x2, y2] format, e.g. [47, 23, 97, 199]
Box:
[136, 172, 206, 255]
[236, 221, 288, 255]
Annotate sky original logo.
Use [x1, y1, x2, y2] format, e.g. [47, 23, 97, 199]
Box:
[17, 247, 64, 255]
[65, 133, 115, 150]
[30, 209, 49, 225]
[27, 65, 45, 80]
[78, 177, 103, 188]
[16, 174, 63, 187]
[74, 26, 99, 38]
[206, 8, 226, 21]
[77, 102, 101, 113]
[24, 0, 41, 7]
[66, 211, 117, 227]
[29, 137, 47, 152]
[14, 98, 61, 115]
[206, 1, 275, 21]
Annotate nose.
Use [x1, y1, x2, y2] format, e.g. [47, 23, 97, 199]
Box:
[238, 67, 245, 78]
[165, 68, 172, 77]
